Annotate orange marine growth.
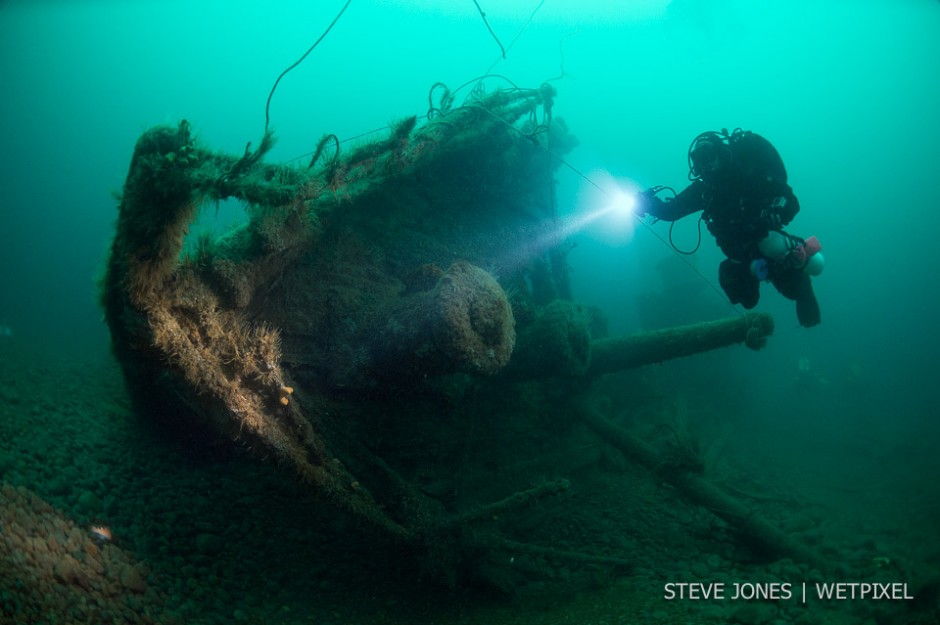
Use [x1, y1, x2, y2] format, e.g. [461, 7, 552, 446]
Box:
[278, 385, 294, 406]
[89, 525, 113, 543]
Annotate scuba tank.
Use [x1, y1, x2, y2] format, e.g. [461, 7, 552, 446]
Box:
[755, 232, 824, 278]
[802, 237, 824, 276]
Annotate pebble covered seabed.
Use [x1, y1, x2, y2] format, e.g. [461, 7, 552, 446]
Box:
[1, 339, 937, 625]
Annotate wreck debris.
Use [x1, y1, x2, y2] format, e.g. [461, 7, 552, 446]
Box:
[587, 312, 775, 377]
[510, 306, 774, 380]
[370, 261, 516, 381]
[510, 299, 593, 377]
[577, 403, 826, 571]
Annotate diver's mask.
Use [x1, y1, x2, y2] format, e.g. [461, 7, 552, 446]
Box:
[689, 133, 731, 180]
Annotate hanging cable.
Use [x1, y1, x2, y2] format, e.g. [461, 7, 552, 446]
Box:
[668, 216, 704, 255]
[471, 0, 506, 59]
[264, 0, 353, 134]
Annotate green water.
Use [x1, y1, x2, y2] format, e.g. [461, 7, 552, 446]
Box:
[1, 1, 938, 623]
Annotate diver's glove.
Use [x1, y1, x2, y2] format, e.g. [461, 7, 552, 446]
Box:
[635, 187, 666, 219]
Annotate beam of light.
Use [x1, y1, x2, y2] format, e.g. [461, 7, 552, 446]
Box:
[558, 169, 642, 244]
[488, 170, 644, 280]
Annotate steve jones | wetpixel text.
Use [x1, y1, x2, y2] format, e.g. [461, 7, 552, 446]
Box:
[664, 582, 913, 601]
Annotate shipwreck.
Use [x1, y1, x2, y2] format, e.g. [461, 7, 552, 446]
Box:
[101, 80, 805, 593]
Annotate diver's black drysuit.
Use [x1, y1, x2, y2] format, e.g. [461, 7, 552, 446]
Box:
[638, 129, 821, 327]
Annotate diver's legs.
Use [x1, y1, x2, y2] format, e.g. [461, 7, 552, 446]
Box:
[718, 259, 759, 309]
[770, 267, 820, 327]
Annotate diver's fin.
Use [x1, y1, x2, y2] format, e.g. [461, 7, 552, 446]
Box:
[796, 274, 821, 327]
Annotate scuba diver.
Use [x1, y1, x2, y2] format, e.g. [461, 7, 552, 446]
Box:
[635, 128, 823, 327]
